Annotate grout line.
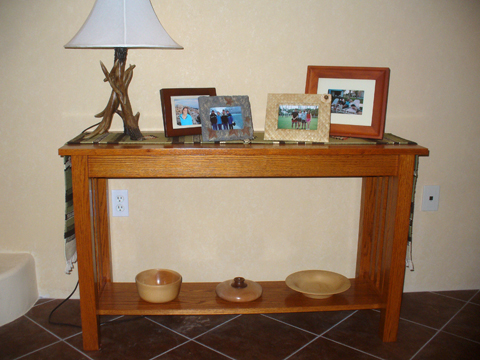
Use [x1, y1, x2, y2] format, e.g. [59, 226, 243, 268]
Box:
[189, 314, 245, 359]
[147, 315, 242, 360]
[318, 311, 357, 337]
[190, 339, 238, 360]
[145, 317, 193, 341]
[319, 337, 387, 360]
[262, 310, 360, 338]
[282, 336, 320, 360]
[147, 314, 243, 341]
[62, 329, 93, 343]
[13, 340, 62, 360]
[23, 315, 67, 341]
[101, 314, 125, 324]
[283, 334, 388, 360]
[61, 340, 96, 360]
[429, 290, 477, 303]
[33, 298, 57, 307]
[261, 314, 319, 337]
[379, 294, 479, 332]
[149, 338, 237, 360]
[191, 314, 242, 341]
[396, 316, 442, 331]
[464, 289, 479, 302]
[281, 310, 387, 360]
[18, 316, 94, 360]
[409, 289, 480, 360]
[441, 329, 480, 345]
[148, 339, 194, 360]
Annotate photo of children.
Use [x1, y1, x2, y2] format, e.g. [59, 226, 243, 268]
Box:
[329, 89, 364, 115]
[209, 106, 244, 130]
[277, 105, 319, 130]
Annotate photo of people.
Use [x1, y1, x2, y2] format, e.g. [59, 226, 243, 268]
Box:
[209, 106, 244, 130]
[171, 96, 202, 129]
[277, 105, 319, 130]
[329, 89, 364, 115]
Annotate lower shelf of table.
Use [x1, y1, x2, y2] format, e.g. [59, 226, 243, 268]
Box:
[97, 278, 384, 316]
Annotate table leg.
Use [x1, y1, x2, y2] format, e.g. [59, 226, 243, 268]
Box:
[92, 178, 112, 294]
[357, 154, 416, 342]
[71, 156, 100, 350]
[379, 155, 416, 342]
[356, 176, 389, 288]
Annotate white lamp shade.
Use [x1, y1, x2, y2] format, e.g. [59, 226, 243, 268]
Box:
[65, 0, 182, 49]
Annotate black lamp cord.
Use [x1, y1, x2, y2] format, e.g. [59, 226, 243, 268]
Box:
[48, 281, 143, 328]
[81, 122, 101, 134]
[48, 281, 81, 328]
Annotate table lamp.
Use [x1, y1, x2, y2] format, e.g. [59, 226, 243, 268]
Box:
[65, 0, 183, 140]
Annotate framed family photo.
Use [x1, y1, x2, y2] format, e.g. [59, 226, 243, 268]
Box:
[160, 87, 216, 137]
[199, 96, 254, 142]
[305, 66, 390, 139]
[264, 93, 331, 142]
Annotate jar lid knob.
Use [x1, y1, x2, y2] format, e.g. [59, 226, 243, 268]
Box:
[231, 277, 248, 289]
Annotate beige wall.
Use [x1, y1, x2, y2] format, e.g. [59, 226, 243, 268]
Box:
[0, 0, 479, 298]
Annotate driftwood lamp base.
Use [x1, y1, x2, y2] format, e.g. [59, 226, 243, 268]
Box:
[84, 48, 144, 141]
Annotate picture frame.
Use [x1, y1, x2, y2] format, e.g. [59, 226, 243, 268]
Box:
[198, 96, 254, 142]
[264, 93, 331, 142]
[160, 87, 216, 137]
[305, 66, 390, 139]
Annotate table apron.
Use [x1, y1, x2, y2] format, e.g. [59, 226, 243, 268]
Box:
[87, 154, 399, 178]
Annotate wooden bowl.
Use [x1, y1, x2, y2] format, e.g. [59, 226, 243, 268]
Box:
[285, 270, 351, 299]
[135, 269, 182, 303]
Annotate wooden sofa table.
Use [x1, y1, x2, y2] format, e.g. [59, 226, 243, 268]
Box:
[59, 136, 429, 350]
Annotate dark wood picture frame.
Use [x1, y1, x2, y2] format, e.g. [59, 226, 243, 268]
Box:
[305, 66, 390, 139]
[160, 87, 216, 137]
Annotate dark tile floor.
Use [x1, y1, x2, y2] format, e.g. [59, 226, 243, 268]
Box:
[1, 290, 479, 360]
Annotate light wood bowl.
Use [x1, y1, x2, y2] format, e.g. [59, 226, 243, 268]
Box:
[135, 269, 182, 303]
[285, 270, 351, 299]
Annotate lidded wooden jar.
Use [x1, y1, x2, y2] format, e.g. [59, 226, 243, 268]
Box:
[215, 277, 262, 302]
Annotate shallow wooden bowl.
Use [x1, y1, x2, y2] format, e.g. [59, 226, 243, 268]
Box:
[285, 270, 351, 299]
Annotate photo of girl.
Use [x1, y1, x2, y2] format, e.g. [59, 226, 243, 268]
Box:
[179, 107, 193, 125]
[171, 96, 202, 129]
[161, 88, 217, 137]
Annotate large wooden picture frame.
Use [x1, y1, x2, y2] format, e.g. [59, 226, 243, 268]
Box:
[160, 88, 216, 137]
[305, 66, 390, 139]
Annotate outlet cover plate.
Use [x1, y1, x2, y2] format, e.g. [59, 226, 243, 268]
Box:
[112, 190, 129, 217]
[421, 185, 440, 211]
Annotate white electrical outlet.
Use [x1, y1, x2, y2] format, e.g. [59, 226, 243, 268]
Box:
[421, 185, 440, 211]
[111, 190, 129, 217]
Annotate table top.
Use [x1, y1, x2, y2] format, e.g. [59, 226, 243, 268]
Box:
[59, 132, 429, 157]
